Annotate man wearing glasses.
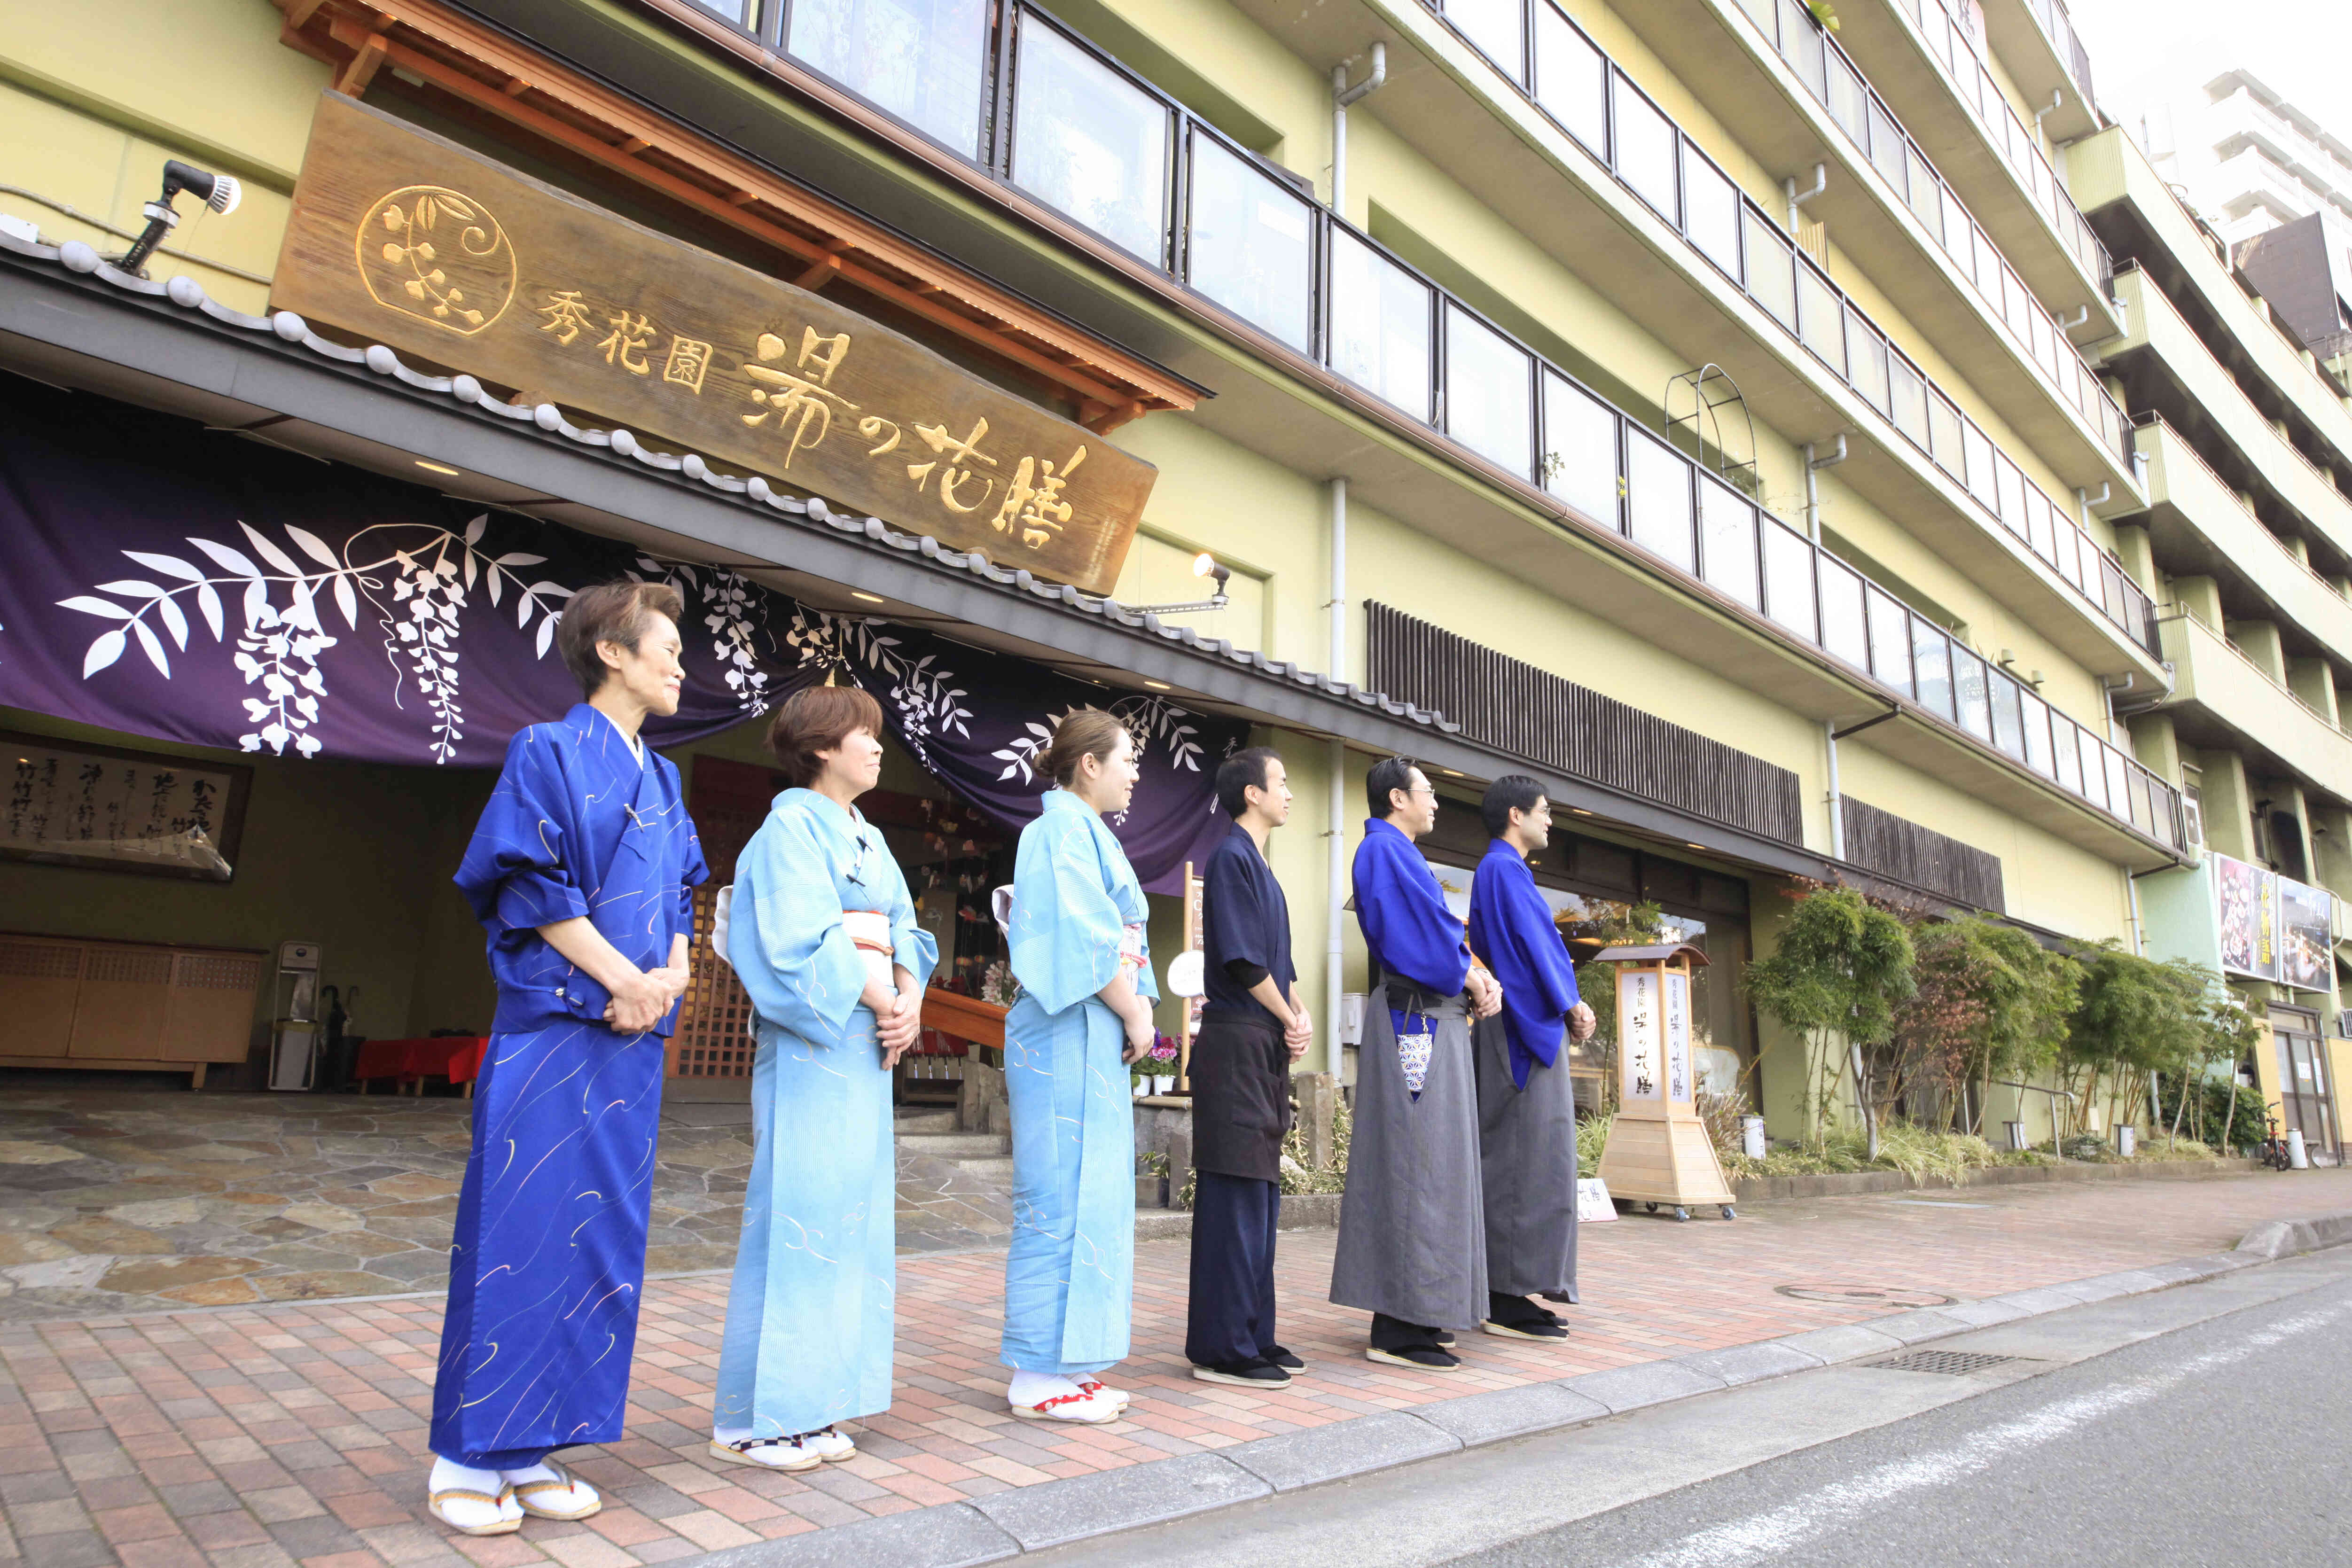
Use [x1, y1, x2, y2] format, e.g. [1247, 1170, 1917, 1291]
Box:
[1330, 757, 1503, 1371]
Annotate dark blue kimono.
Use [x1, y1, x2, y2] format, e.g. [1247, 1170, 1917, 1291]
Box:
[429, 706, 707, 1469]
[1329, 817, 1486, 1332]
[1467, 838, 1582, 1302]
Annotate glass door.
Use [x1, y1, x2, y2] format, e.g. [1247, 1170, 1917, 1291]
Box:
[2271, 1006, 2336, 1165]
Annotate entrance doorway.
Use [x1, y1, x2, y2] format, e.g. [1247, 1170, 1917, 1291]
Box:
[2270, 1004, 2337, 1165]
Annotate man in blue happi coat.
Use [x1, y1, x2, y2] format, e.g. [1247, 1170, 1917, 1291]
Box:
[1467, 775, 1596, 1342]
[1186, 747, 1313, 1388]
[1331, 757, 1502, 1371]
[424, 581, 707, 1539]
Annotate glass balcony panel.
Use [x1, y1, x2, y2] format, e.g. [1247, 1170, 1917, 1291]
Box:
[2104, 745, 2134, 823]
[2076, 726, 2109, 810]
[2063, 530, 2092, 594]
[1682, 146, 1743, 279]
[1846, 312, 1890, 415]
[1762, 519, 1820, 642]
[1698, 473, 1761, 609]
[2021, 690, 2054, 777]
[2026, 489, 2057, 564]
[1905, 150, 1943, 242]
[788, 0, 990, 156]
[1961, 421, 1997, 510]
[1797, 260, 1844, 375]
[1953, 646, 1992, 739]
[1534, 3, 1609, 155]
[1928, 393, 1965, 481]
[1825, 52, 1868, 141]
[1944, 195, 1976, 282]
[1890, 354, 1929, 449]
[1866, 98, 1907, 195]
[1613, 73, 1680, 221]
[2028, 304, 2055, 379]
[1912, 620, 1955, 720]
[1734, 0, 1775, 34]
[1778, 0, 1826, 98]
[1743, 209, 1798, 330]
[1328, 229, 1433, 421]
[1994, 455, 2024, 540]
[2052, 717, 2084, 796]
[1973, 226, 2001, 300]
[1991, 674, 2025, 759]
[1186, 136, 1313, 351]
[2100, 558, 2129, 626]
[1446, 304, 1535, 476]
[1448, 0, 1526, 83]
[1625, 429, 1696, 572]
[1818, 555, 1869, 670]
[1541, 370, 1619, 527]
[1866, 586, 1913, 697]
[1012, 23, 1171, 264]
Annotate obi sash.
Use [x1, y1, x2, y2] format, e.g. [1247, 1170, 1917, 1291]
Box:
[844, 909, 895, 990]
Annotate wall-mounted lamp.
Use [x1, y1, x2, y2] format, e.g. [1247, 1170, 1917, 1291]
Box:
[117, 159, 242, 278]
[1130, 551, 1232, 615]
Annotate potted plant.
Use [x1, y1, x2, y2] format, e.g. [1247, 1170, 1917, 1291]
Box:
[1148, 1031, 1180, 1095]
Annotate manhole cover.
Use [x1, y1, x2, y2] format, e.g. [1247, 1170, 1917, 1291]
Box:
[1870, 1350, 2031, 1376]
[1774, 1284, 1957, 1307]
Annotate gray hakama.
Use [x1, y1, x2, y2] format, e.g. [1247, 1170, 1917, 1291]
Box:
[1329, 982, 1488, 1331]
[1472, 1014, 1579, 1302]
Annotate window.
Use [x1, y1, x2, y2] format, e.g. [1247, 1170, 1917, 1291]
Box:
[1535, 4, 1609, 154]
[1912, 620, 1954, 719]
[1445, 304, 1534, 476]
[1953, 646, 1992, 738]
[1698, 474, 1761, 609]
[1683, 145, 1742, 279]
[1626, 429, 1696, 571]
[1846, 312, 1890, 415]
[1613, 72, 1680, 220]
[1990, 674, 2025, 758]
[2021, 689, 2054, 777]
[1329, 230, 1432, 420]
[1744, 209, 1797, 330]
[1012, 23, 1171, 264]
[1818, 555, 1869, 670]
[1866, 588, 1912, 696]
[787, 0, 990, 156]
[1542, 371, 1618, 526]
[1186, 135, 1313, 351]
[1762, 520, 1819, 641]
[1449, 0, 1525, 81]
[1797, 260, 1844, 375]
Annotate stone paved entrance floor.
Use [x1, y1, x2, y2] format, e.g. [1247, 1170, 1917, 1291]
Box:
[0, 1092, 1006, 1323]
[5, 1159, 2350, 1568]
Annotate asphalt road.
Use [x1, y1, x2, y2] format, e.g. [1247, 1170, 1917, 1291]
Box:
[1459, 1261, 2352, 1568]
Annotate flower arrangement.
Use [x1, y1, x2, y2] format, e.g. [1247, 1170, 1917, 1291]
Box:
[1130, 1032, 1180, 1092]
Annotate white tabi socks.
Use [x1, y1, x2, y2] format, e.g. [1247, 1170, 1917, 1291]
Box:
[426, 1456, 521, 1536]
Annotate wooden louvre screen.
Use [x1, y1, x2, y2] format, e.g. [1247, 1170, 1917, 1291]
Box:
[1364, 602, 1805, 845]
[666, 757, 781, 1080]
[1840, 796, 2006, 913]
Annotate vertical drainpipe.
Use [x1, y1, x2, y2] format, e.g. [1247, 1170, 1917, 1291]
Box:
[1807, 437, 1847, 857]
[1326, 46, 1380, 1081]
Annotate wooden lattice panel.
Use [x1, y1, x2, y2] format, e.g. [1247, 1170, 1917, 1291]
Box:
[669, 882, 754, 1079]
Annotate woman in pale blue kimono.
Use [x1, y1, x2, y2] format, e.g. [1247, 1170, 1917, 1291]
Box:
[1001, 709, 1160, 1424]
[710, 684, 936, 1470]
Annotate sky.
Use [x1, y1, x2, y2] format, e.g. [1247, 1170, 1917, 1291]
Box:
[2070, 0, 2352, 143]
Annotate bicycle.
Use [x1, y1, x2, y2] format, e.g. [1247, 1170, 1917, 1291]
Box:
[2257, 1114, 2296, 1172]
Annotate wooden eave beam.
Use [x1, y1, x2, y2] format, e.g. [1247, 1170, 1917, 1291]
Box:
[286, 0, 1194, 421]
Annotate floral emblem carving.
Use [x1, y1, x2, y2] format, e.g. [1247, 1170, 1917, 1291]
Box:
[355, 186, 516, 336]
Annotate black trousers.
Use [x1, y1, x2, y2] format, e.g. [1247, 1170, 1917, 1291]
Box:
[1185, 1171, 1281, 1366]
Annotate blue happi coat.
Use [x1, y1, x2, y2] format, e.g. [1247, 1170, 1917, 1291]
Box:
[1467, 838, 1583, 1089]
[429, 706, 706, 1469]
[1001, 788, 1157, 1374]
[714, 789, 935, 1439]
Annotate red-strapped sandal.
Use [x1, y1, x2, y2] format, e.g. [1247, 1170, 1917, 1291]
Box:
[1010, 1388, 1121, 1425]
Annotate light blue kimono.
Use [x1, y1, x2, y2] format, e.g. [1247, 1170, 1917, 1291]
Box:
[713, 789, 936, 1439]
[1001, 788, 1157, 1375]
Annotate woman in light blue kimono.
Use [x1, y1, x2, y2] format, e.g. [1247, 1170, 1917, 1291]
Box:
[710, 684, 936, 1471]
[1001, 708, 1159, 1424]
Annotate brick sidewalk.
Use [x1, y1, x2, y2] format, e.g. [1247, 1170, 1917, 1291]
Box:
[6, 1169, 2350, 1568]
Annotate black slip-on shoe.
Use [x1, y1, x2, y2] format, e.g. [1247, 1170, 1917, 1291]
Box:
[1260, 1344, 1305, 1372]
[1366, 1345, 1463, 1371]
[1480, 1318, 1570, 1340]
[1192, 1358, 1293, 1387]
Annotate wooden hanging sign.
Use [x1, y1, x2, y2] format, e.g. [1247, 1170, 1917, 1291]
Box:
[270, 93, 1154, 595]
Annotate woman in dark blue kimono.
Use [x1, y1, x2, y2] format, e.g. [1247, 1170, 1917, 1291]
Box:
[425, 581, 708, 1537]
[1000, 709, 1159, 1424]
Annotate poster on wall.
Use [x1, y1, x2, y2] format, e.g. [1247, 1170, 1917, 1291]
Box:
[2, 731, 251, 881]
[2277, 879, 2334, 992]
[2214, 853, 2278, 982]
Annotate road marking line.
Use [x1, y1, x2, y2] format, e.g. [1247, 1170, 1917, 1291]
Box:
[1625, 1297, 2352, 1568]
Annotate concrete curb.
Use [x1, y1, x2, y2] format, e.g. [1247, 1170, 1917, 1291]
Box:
[695, 1210, 2352, 1567]
[1732, 1156, 2255, 1202]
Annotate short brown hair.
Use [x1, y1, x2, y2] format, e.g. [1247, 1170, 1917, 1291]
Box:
[1038, 708, 1131, 788]
[558, 580, 685, 698]
[766, 683, 885, 787]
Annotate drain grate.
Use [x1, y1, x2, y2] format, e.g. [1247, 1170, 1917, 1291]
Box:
[1869, 1350, 2028, 1376]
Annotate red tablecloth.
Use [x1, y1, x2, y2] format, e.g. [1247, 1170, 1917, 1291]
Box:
[354, 1036, 488, 1086]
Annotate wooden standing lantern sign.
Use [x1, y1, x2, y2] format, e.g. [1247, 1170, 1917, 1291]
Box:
[1591, 943, 1738, 1222]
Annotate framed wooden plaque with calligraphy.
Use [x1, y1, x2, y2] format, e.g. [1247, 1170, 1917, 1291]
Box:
[3, 731, 253, 882]
[271, 94, 1154, 596]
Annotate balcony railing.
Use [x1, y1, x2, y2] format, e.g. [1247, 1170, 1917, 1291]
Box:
[1725, 0, 2128, 461]
[1896, 0, 2111, 287]
[2020, 0, 2097, 112]
[672, 0, 2160, 664]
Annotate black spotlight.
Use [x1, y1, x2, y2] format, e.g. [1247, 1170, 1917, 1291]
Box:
[116, 159, 243, 278]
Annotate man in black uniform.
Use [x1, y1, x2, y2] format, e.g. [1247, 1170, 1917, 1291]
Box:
[1185, 746, 1313, 1387]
